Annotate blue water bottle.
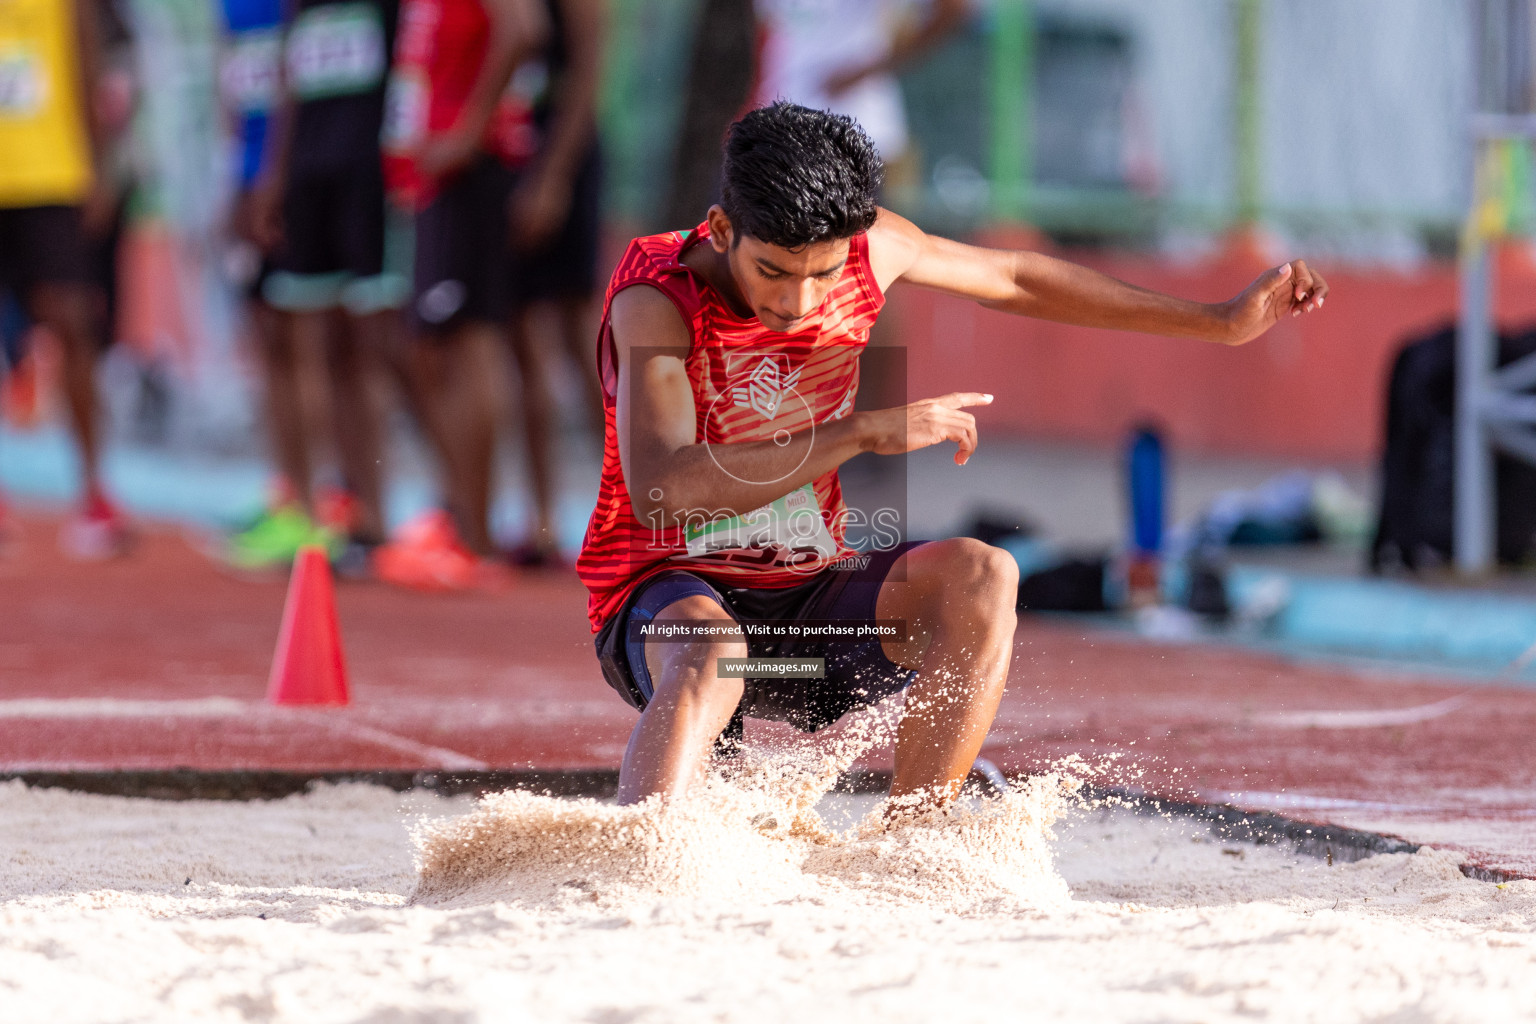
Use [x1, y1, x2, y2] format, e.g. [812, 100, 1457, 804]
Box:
[1125, 425, 1165, 604]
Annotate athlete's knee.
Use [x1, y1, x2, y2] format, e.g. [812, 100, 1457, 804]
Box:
[259, 331, 298, 372]
[31, 285, 97, 356]
[649, 663, 744, 717]
[927, 538, 1019, 626]
[324, 328, 370, 378]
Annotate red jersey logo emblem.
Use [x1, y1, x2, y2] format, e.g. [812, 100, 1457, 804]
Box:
[731, 356, 803, 420]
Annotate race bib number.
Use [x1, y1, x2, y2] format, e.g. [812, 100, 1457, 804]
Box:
[683, 482, 838, 562]
[380, 68, 425, 151]
[221, 29, 281, 113]
[286, 3, 386, 100]
[0, 47, 45, 116]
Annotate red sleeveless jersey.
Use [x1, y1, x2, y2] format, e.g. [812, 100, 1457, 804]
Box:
[381, 0, 538, 208]
[577, 221, 886, 632]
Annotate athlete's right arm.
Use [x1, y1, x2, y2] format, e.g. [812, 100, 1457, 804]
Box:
[612, 286, 994, 521]
[249, 1, 298, 252]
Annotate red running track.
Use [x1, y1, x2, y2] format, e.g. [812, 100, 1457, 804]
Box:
[4, 515, 1535, 876]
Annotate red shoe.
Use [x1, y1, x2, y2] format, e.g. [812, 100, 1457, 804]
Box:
[372, 511, 512, 592]
[316, 487, 362, 535]
[59, 492, 134, 560]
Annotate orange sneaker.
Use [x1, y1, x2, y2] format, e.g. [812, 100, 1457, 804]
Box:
[372, 511, 512, 592]
[59, 492, 134, 561]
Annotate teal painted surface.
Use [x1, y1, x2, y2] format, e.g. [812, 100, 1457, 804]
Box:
[1228, 565, 1536, 672]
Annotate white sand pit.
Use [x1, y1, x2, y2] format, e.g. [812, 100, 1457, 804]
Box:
[4, 769, 1536, 1023]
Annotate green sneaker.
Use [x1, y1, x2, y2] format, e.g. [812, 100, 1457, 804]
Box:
[225, 505, 339, 570]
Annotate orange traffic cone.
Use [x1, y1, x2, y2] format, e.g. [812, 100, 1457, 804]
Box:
[266, 545, 350, 705]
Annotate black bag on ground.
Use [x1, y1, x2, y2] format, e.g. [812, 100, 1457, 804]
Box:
[1016, 557, 1110, 612]
[1369, 324, 1536, 571]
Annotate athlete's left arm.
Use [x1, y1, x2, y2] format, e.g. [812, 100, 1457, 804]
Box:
[511, 0, 605, 248]
[865, 209, 1327, 346]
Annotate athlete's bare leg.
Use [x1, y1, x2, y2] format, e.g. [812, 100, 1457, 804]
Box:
[617, 593, 747, 805]
[874, 538, 1019, 807]
[286, 310, 355, 515]
[409, 322, 499, 553]
[506, 307, 557, 555]
[378, 316, 453, 473]
[31, 282, 103, 493]
[614, 540, 1016, 809]
[253, 303, 314, 509]
[326, 308, 389, 543]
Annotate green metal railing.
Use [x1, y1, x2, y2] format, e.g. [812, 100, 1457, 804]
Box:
[986, 0, 1032, 223]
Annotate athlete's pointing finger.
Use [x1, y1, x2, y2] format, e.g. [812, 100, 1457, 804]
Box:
[939, 392, 994, 410]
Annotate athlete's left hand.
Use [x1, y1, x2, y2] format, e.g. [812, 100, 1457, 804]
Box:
[822, 62, 877, 98]
[79, 176, 119, 239]
[417, 128, 482, 181]
[1221, 260, 1329, 345]
[510, 169, 573, 251]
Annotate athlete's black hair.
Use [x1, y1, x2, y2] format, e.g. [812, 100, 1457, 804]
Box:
[720, 102, 883, 249]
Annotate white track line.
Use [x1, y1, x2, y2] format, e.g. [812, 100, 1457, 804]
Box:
[1252, 693, 1471, 729]
[0, 697, 488, 771]
[0, 697, 251, 718]
[301, 715, 489, 772]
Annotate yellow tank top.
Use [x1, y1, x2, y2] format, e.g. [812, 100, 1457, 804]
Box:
[0, 0, 92, 207]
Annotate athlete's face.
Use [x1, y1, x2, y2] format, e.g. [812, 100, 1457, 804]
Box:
[708, 208, 850, 333]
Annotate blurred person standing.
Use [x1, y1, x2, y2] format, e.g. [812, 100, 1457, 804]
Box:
[0, 291, 30, 546]
[373, 0, 545, 588]
[662, 0, 755, 230]
[754, 0, 966, 502]
[216, 0, 328, 570]
[244, 0, 407, 570]
[754, 0, 966, 186]
[500, 0, 605, 569]
[0, 0, 133, 557]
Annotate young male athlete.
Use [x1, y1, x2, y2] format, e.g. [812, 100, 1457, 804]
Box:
[501, 0, 605, 569]
[581, 103, 1327, 809]
[375, 0, 545, 584]
[245, 0, 405, 565]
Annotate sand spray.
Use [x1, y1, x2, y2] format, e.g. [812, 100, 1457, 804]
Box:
[412, 688, 1120, 916]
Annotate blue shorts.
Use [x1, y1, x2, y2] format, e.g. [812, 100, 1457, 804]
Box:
[594, 542, 926, 733]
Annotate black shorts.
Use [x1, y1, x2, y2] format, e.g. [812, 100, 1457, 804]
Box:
[412, 145, 602, 332]
[507, 144, 601, 306]
[594, 541, 925, 733]
[411, 156, 516, 331]
[273, 163, 388, 280]
[0, 206, 92, 294]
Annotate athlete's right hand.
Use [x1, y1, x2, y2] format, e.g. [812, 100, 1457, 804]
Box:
[417, 128, 481, 180]
[248, 178, 285, 253]
[860, 392, 994, 466]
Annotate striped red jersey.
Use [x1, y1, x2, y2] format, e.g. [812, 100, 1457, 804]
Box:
[577, 220, 886, 632]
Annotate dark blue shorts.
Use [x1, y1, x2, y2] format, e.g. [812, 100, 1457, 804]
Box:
[594, 541, 926, 732]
